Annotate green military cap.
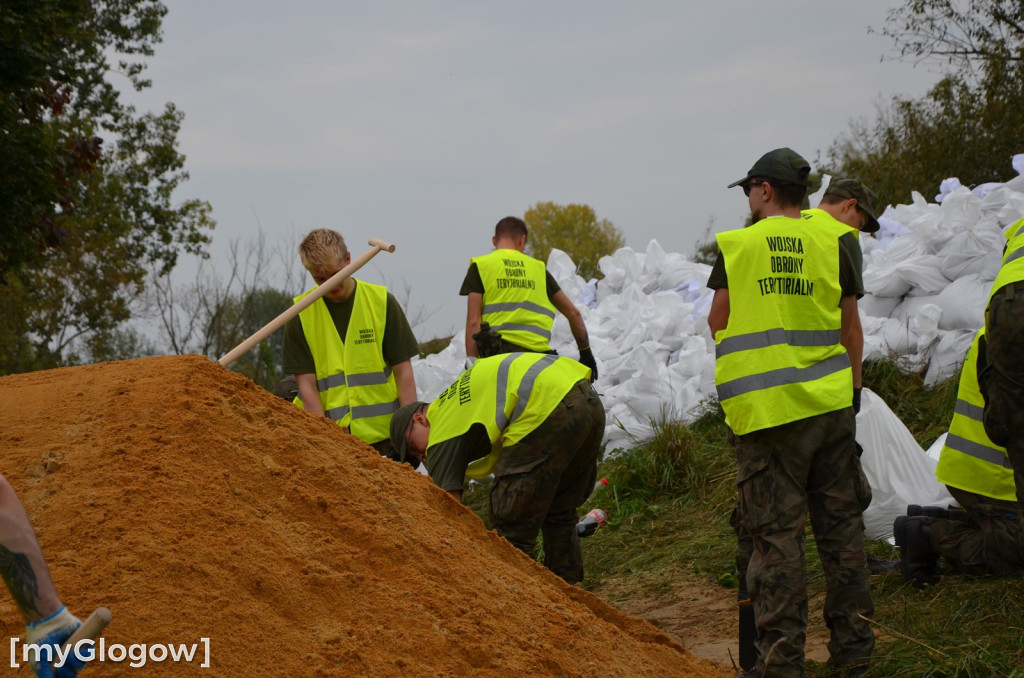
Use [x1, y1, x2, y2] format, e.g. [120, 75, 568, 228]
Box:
[390, 401, 427, 462]
[728, 147, 811, 189]
[825, 177, 880, 233]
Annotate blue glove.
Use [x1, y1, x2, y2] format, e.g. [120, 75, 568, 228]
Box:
[25, 606, 87, 678]
[578, 346, 598, 382]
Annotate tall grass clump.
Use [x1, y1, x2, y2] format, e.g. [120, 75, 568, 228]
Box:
[594, 402, 734, 515]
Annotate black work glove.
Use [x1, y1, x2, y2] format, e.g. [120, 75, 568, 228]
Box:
[853, 387, 862, 415]
[578, 346, 598, 382]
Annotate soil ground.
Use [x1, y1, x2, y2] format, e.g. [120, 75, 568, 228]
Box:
[593, 572, 832, 670]
[0, 355, 737, 677]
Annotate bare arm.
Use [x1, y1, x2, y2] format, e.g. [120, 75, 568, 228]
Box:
[465, 292, 483, 358]
[550, 290, 589, 348]
[0, 475, 62, 623]
[392, 359, 417, 406]
[448, 489, 464, 502]
[295, 373, 325, 416]
[840, 295, 863, 389]
[708, 288, 730, 337]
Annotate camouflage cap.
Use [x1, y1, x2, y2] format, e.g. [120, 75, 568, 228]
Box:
[824, 177, 880, 233]
[389, 401, 427, 462]
[728, 147, 811, 189]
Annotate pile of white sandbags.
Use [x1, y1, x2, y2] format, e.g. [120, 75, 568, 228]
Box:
[412, 156, 1024, 539]
[414, 155, 1024, 455]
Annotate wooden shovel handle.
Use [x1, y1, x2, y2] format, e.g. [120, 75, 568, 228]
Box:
[218, 238, 396, 368]
[63, 606, 112, 649]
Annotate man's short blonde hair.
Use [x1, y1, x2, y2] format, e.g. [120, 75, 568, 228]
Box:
[299, 229, 349, 272]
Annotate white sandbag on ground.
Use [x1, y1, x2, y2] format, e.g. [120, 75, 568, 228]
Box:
[858, 388, 953, 542]
[931, 274, 989, 331]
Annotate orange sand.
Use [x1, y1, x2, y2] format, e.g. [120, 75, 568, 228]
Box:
[0, 355, 733, 676]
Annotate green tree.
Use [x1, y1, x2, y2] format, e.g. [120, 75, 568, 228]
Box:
[826, 64, 1024, 209]
[522, 202, 625, 281]
[0, 0, 214, 373]
[150, 236, 299, 391]
[826, 0, 1024, 206]
[879, 0, 1024, 75]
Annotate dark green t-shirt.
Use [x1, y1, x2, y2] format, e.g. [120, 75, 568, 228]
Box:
[423, 423, 491, 493]
[707, 231, 863, 298]
[459, 262, 562, 298]
[281, 281, 420, 375]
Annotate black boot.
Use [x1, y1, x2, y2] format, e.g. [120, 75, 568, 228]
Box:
[893, 515, 940, 586]
[865, 552, 900, 574]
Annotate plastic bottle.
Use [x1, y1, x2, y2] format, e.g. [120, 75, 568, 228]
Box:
[593, 477, 609, 493]
[576, 508, 609, 538]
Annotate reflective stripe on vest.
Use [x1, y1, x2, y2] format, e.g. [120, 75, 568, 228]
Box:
[1004, 245, 1024, 266]
[936, 329, 1016, 501]
[472, 249, 557, 351]
[293, 280, 398, 444]
[426, 353, 591, 480]
[713, 217, 852, 435]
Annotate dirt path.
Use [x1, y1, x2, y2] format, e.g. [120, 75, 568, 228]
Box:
[592, 573, 832, 670]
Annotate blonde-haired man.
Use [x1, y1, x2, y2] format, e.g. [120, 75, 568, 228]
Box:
[282, 229, 419, 457]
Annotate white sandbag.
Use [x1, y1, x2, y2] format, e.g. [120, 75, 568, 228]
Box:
[597, 247, 643, 299]
[602, 399, 653, 453]
[872, 206, 914, 249]
[857, 388, 954, 542]
[412, 334, 469, 402]
[858, 294, 900, 319]
[862, 234, 929, 296]
[862, 316, 913, 361]
[923, 329, 974, 386]
[899, 254, 951, 295]
[893, 193, 949, 249]
[547, 248, 589, 303]
[938, 218, 1006, 281]
[930, 274, 989, 331]
[1004, 173, 1024, 195]
[908, 303, 943, 358]
[935, 177, 962, 203]
[936, 187, 983, 236]
[890, 296, 941, 328]
[599, 340, 673, 387]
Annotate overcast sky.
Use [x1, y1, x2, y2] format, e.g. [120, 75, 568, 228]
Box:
[128, 1, 942, 340]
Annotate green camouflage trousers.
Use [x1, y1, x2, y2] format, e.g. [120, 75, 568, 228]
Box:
[980, 280, 1024, 536]
[736, 407, 875, 678]
[488, 380, 605, 584]
[930, 486, 1024, 575]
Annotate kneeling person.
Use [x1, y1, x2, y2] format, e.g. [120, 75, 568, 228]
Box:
[391, 353, 605, 584]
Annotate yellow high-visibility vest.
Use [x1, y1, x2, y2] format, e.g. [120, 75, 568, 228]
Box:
[293, 280, 398, 444]
[426, 353, 591, 479]
[988, 217, 1024, 320]
[714, 216, 852, 435]
[801, 208, 858, 238]
[472, 249, 557, 352]
[1004, 215, 1024, 242]
[936, 329, 1016, 501]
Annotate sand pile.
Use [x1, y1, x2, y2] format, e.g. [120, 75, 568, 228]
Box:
[0, 355, 730, 676]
